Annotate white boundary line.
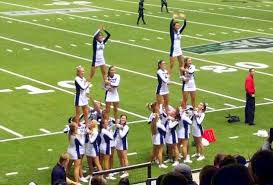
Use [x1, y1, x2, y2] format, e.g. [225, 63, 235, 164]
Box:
[264, 98, 273, 102]
[224, 103, 237, 108]
[175, 0, 273, 13]
[0, 35, 246, 102]
[0, 125, 24, 138]
[5, 172, 18, 176]
[37, 167, 50, 171]
[127, 152, 137, 156]
[127, 120, 148, 124]
[39, 128, 51, 134]
[0, 67, 147, 120]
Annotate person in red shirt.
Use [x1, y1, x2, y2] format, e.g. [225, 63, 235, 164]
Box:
[245, 68, 256, 125]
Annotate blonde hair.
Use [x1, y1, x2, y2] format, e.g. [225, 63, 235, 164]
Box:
[59, 153, 70, 164]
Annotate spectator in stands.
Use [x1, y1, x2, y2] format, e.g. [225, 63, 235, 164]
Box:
[219, 155, 237, 168]
[235, 155, 247, 166]
[161, 172, 188, 185]
[173, 163, 198, 185]
[118, 177, 130, 185]
[90, 176, 107, 185]
[156, 174, 165, 185]
[261, 128, 273, 151]
[213, 153, 227, 168]
[199, 165, 218, 185]
[51, 153, 77, 185]
[212, 164, 253, 185]
[249, 150, 273, 185]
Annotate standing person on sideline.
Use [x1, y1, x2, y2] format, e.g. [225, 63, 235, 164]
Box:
[116, 115, 130, 178]
[156, 60, 170, 116]
[161, 0, 169, 13]
[181, 57, 197, 109]
[104, 66, 120, 123]
[169, 13, 187, 77]
[192, 102, 206, 161]
[137, 0, 146, 25]
[74, 66, 90, 128]
[51, 153, 77, 185]
[245, 68, 256, 125]
[90, 25, 111, 82]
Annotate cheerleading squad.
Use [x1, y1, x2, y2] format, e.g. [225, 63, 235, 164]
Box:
[62, 12, 207, 185]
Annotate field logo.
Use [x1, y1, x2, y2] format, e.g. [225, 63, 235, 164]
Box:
[184, 37, 273, 55]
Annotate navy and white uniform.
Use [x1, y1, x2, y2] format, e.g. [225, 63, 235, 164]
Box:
[92, 29, 111, 67]
[156, 69, 169, 95]
[74, 76, 89, 106]
[78, 123, 87, 155]
[165, 119, 179, 144]
[85, 130, 100, 157]
[182, 64, 196, 92]
[67, 134, 84, 160]
[152, 119, 167, 145]
[115, 124, 130, 151]
[105, 74, 120, 102]
[177, 111, 192, 139]
[88, 107, 102, 123]
[192, 112, 205, 137]
[100, 127, 114, 155]
[170, 19, 187, 57]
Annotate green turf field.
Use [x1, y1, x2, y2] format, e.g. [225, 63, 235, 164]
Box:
[0, 0, 273, 184]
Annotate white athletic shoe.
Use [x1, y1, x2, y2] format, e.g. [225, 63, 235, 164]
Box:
[85, 175, 92, 180]
[159, 164, 168, 169]
[164, 159, 173, 164]
[120, 172, 129, 178]
[191, 153, 200, 158]
[172, 161, 180, 167]
[106, 175, 116, 180]
[197, 155, 205, 161]
[79, 177, 88, 183]
[184, 159, 193, 163]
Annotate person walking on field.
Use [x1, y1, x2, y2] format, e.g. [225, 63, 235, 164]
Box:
[137, 0, 146, 25]
[245, 68, 256, 126]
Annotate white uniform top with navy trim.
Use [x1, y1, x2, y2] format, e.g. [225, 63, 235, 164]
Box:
[67, 134, 84, 160]
[177, 111, 192, 139]
[156, 69, 169, 95]
[100, 128, 114, 155]
[85, 130, 100, 157]
[77, 123, 87, 155]
[152, 119, 167, 145]
[88, 107, 102, 123]
[115, 124, 129, 151]
[165, 119, 179, 144]
[170, 19, 187, 57]
[92, 29, 111, 67]
[105, 74, 120, 102]
[182, 64, 196, 92]
[74, 76, 89, 106]
[192, 111, 205, 137]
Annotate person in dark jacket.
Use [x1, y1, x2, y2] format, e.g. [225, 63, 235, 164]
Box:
[137, 0, 146, 25]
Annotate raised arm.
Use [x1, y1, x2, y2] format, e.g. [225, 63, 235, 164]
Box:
[93, 29, 100, 43]
[179, 19, 187, 34]
[103, 30, 111, 44]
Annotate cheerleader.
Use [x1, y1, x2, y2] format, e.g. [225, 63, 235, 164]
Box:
[116, 115, 130, 178]
[100, 119, 116, 180]
[169, 14, 187, 76]
[192, 102, 206, 161]
[177, 106, 193, 163]
[67, 122, 85, 184]
[75, 66, 90, 125]
[156, 60, 170, 117]
[85, 120, 102, 180]
[165, 110, 179, 166]
[150, 103, 168, 168]
[181, 57, 197, 109]
[105, 66, 120, 123]
[90, 26, 111, 82]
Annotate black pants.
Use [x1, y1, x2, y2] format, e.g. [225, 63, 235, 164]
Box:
[245, 93, 255, 124]
[137, 13, 146, 24]
[161, 2, 168, 12]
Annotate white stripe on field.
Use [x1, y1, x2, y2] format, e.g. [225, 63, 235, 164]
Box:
[5, 172, 18, 176]
[228, 136, 239, 139]
[0, 89, 13, 92]
[127, 120, 148, 124]
[39, 128, 51, 134]
[127, 152, 137, 156]
[264, 98, 273, 102]
[224, 103, 237, 108]
[37, 167, 50, 171]
[0, 125, 24, 137]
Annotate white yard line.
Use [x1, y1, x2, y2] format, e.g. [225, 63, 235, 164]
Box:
[0, 89, 13, 92]
[127, 120, 148, 124]
[224, 103, 238, 108]
[39, 128, 51, 134]
[5, 172, 18, 176]
[0, 35, 246, 102]
[0, 125, 24, 138]
[127, 152, 138, 156]
[264, 98, 273, 102]
[175, 0, 273, 13]
[37, 167, 50, 171]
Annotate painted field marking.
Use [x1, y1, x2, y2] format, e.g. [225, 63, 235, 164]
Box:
[55, 45, 62, 48]
[70, 43, 77, 47]
[37, 167, 50, 171]
[39, 128, 51, 134]
[6, 49, 13, 52]
[264, 98, 273, 102]
[5, 172, 18, 176]
[221, 32, 228, 34]
[48, 148, 53, 152]
[206, 106, 215, 111]
[92, 15, 97, 18]
[142, 38, 150, 41]
[103, 15, 109, 17]
[129, 39, 135, 42]
[7, 20, 12, 23]
[32, 19, 37, 22]
[127, 120, 148, 124]
[208, 33, 216, 35]
[195, 34, 203, 37]
[0, 89, 13, 92]
[0, 35, 248, 102]
[57, 17, 63, 21]
[224, 103, 237, 108]
[85, 42, 92, 46]
[127, 152, 137, 156]
[156, 37, 163, 40]
[44, 18, 50, 21]
[115, 14, 120, 16]
[23, 47, 30, 51]
[0, 125, 24, 138]
[69, 17, 75, 20]
[0, 67, 147, 120]
[228, 136, 239, 139]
